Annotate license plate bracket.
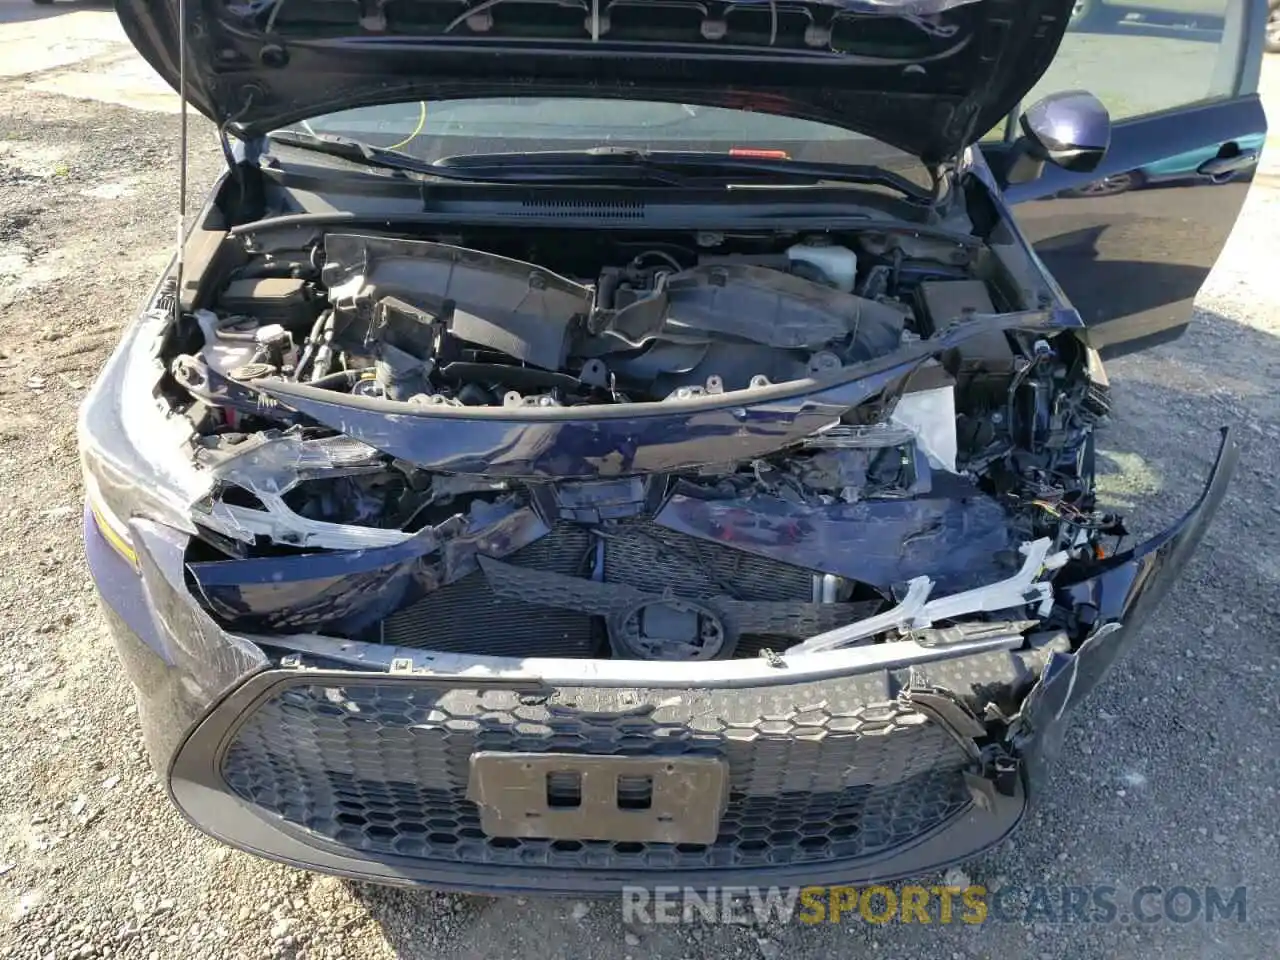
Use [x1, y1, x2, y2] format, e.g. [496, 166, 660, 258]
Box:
[466, 752, 728, 845]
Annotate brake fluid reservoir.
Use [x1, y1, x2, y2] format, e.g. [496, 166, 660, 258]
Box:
[786, 239, 857, 293]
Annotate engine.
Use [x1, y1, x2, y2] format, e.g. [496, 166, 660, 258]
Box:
[176, 231, 932, 412]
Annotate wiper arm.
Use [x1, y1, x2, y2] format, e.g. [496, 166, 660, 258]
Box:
[267, 130, 447, 177]
[432, 148, 935, 201]
[267, 131, 691, 185]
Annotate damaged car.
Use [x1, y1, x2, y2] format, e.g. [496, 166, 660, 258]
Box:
[80, 0, 1265, 891]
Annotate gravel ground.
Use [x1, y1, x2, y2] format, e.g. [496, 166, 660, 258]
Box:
[0, 8, 1278, 959]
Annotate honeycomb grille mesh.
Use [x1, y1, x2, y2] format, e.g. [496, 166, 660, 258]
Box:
[602, 519, 814, 602]
[381, 525, 597, 656]
[221, 680, 974, 872]
[380, 520, 815, 657]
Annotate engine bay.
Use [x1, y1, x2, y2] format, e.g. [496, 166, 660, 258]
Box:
[177, 227, 1003, 409]
[164, 224, 1120, 662]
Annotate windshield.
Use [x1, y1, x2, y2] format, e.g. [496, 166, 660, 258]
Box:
[273, 98, 932, 185]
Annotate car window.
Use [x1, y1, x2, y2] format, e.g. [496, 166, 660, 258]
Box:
[1023, 0, 1245, 121]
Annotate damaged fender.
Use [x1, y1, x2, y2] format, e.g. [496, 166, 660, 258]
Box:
[187, 502, 550, 635]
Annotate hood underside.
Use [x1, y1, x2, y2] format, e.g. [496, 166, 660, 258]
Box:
[117, 0, 1072, 164]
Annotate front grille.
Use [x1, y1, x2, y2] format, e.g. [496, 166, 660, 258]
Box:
[380, 520, 816, 658]
[602, 519, 814, 602]
[221, 680, 974, 872]
[381, 525, 598, 657]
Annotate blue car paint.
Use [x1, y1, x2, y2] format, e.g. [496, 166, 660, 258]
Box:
[654, 478, 1015, 592]
[187, 502, 551, 636]
[1139, 131, 1266, 181]
[84, 507, 162, 657]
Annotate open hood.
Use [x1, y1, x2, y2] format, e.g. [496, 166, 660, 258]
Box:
[117, 0, 1072, 164]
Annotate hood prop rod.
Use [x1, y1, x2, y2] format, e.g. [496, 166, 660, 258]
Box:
[175, 0, 189, 310]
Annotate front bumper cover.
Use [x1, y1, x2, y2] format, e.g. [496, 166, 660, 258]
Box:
[87, 429, 1237, 894]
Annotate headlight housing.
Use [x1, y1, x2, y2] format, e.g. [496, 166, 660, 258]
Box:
[78, 263, 208, 564]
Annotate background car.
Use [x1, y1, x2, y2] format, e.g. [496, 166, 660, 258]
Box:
[1071, 0, 1228, 28]
[1072, 0, 1279, 48]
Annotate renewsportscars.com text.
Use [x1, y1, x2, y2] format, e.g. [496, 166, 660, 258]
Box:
[621, 884, 1248, 926]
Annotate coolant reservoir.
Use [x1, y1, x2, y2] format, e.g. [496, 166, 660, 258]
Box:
[786, 239, 857, 293]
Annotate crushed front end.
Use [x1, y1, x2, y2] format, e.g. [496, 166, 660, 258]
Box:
[80, 214, 1237, 892]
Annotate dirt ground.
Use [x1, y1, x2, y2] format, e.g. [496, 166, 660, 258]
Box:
[0, 3, 1277, 959]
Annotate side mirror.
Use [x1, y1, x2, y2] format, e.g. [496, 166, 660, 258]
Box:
[1005, 91, 1111, 185]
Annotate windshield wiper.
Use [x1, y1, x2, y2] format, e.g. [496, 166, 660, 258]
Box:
[268, 133, 934, 200]
[268, 131, 696, 186]
[431, 147, 936, 201]
[267, 130, 456, 178]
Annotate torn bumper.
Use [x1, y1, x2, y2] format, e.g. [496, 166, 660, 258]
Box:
[1011, 429, 1238, 782]
[85, 430, 1236, 894]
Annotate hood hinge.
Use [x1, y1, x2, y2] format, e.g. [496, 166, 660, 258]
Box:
[213, 85, 266, 214]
